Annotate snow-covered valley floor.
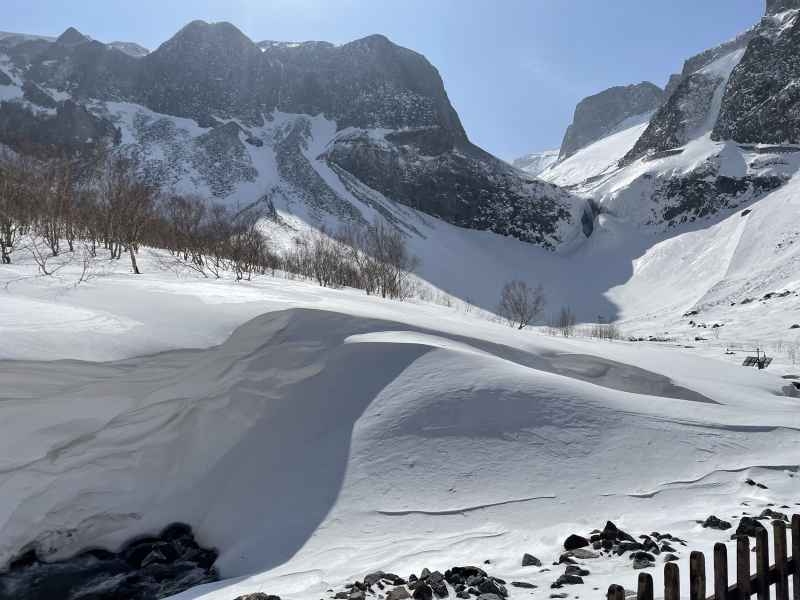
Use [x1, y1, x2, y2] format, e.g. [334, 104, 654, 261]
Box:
[1, 248, 799, 600]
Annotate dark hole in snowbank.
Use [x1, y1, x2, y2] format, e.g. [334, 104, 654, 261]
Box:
[0, 522, 218, 600]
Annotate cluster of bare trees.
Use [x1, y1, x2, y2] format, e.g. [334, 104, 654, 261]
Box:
[284, 221, 420, 300]
[0, 152, 160, 276]
[0, 151, 420, 298]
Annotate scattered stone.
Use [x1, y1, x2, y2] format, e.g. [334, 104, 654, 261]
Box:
[632, 557, 654, 570]
[563, 535, 590, 551]
[660, 543, 676, 553]
[413, 585, 433, 600]
[760, 509, 787, 521]
[478, 578, 507, 597]
[550, 594, 568, 599]
[570, 549, 599, 560]
[522, 553, 542, 567]
[234, 595, 281, 600]
[365, 573, 387, 587]
[427, 572, 448, 598]
[630, 552, 655, 563]
[511, 582, 537, 589]
[702, 515, 732, 530]
[734, 517, 767, 538]
[477, 595, 503, 600]
[565, 566, 589, 577]
[552, 574, 584, 588]
[663, 554, 680, 563]
[387, 588, 411, 600]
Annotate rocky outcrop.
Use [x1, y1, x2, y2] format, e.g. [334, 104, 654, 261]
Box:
[0, 99, 119, 156]
[558, 82, 663, 159]
[0, 523, 218, 599]
[326, 133, 580, 247]
[713, 13, 800, 144]
[767, 0, 800, 15]
[623, 72, 722, 163]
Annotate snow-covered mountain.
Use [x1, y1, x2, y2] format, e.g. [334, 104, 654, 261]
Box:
[4, 4, 800, 600]
[0, 22, 587, 249]
[510, 149, 559, 176]
[558, 82, 664, 160]
[512, 0, 800, 341]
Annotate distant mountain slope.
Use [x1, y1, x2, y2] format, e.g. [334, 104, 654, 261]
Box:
[0, 22, 587, 249]
[558, 82, 663, 159]
[511, 149, 558, 176]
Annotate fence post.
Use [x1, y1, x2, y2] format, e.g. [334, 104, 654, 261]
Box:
[691, 551, 707, 600]
[738, 535, 752, 600]
[638, 572, 654, 600]
[715, 543, 728, 600]
[666, 562, 681, 600]
[792, 515, 800, 600]
[756, 528, 770, 600]
[774, 521, 788, 600]
[608, 584, 626, 600]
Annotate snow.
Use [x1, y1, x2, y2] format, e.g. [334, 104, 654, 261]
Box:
[2, 21, 800, 600]
[511, 149, 559, 177]
[538, 112, 652, 188]
[1, 249, 799, 600]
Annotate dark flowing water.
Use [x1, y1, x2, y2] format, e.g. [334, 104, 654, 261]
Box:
[0, 523, 219, 600]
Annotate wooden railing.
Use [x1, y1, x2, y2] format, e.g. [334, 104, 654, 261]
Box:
[607, 515, 799, 600]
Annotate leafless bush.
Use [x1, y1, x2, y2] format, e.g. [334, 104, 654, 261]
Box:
[590, 322, 622, 341]
[498, 280, 546, 330]
[555, 305, 576, 337]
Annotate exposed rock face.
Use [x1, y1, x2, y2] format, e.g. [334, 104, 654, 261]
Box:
[0, 22, 585, 248]
[0, 99, 120, 156]
[713, 13, 800, 144]
[326, 133, 578, 246]
[558, 82, 663, 159]
[767, 0, 800, 15]
[623, 72, 722, 164]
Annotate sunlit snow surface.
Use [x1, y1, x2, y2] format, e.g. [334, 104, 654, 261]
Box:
[1, 249, 799, 600]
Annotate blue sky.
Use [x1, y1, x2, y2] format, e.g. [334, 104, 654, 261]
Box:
[5, 0, 764, 160]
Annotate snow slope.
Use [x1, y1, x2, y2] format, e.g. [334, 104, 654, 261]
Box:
[0, 253, 799, 600]
[538, 112, 652, 188]
[511, 149, 559, 177]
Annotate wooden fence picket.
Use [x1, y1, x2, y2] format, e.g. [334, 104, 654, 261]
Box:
[607, 512, 800, 600]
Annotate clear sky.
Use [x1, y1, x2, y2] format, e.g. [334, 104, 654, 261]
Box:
[5, 0, 764, 160]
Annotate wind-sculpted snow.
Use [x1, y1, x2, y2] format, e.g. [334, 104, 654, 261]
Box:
[1, 306, 799, 600]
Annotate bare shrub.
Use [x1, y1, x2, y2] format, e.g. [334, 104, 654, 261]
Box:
[556, 305, 577, 337]
[498, 280, 546, 330]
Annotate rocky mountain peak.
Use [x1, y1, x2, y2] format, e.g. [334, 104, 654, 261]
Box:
[156, 20, 257, 55]
[559, 81, 663, 159]
[766, 0, 800, 15]
[55, 27, 89, 46]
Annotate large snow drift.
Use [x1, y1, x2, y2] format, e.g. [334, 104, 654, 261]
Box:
[1, 278, 799, 600]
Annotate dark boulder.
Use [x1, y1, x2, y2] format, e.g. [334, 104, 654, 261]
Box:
[702, 516, 732, 530]
[734, 517, 767, 538]
[522, 553, 542, 567]
[563, 535, 590, 551]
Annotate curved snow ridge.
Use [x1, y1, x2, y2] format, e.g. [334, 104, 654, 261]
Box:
[344, 331, 495, 358]
[373, 495, 557, 517]
[2, 307, 799, 600]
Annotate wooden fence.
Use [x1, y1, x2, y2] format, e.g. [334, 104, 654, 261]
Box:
[607, 515, 799, 600]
